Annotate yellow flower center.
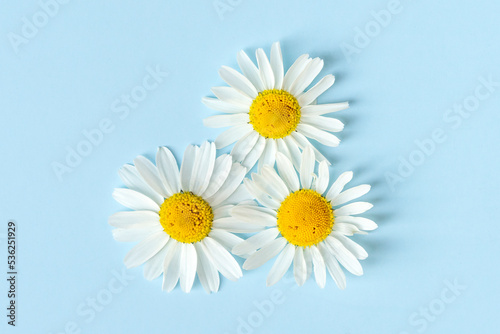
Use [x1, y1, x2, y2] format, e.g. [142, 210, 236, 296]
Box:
[249, 89, 301, 139]
[159, 192, 213, 243]
[277, 189, 334, 247]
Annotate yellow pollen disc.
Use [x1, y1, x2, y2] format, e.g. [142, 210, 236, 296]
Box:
[277, 189, 334, 247]
[249, 89, 301, 139]
[159, 192, 213, 244]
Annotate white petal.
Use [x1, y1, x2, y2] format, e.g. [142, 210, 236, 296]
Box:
[243, 179, 280, 209]
[332, 232, 368, 260]
[203, 113, 250, 128]
[283, 54, 310, 91]
[213, 204, 233, 220]
[335, 202, 373, 216]
[318, 242, 346, 289]
[195, 242, 220, 293]
[276, 152, 299, 192]
[180, 145, 198, 192]
[325, 236, 363, 276]
[300, 146, 315, 189]
[232, 228, 280, 256]
[214, 124, 253, 149]
[206, 163, 247, 207]
[301, 102, 349, 115]
[219, 65, 258, 98]
[124, 231, 169, 268]
[162, 241, 182, 292]
[211, 86, 253, 106]
[203, 237, 242, 281]
[333, 223, 360, 236]
[213, 217, 264, 233]
[297, 123, 340, 147]
[332, 185, 371, 207]
[253, 172, 285, 203]
[315, 161, 329, 195]
[290, 132, 330, 164]
[270, 42, 284, 89]
[298, 74, 335, 106]
[304, 246, 313, 281]
[289, 58, 324, 96]
[143, 240, 172, 281]
[231, 131, 259, 163]
[335, 216, 378, 231]
[118, 165, 163, 205]
[293, 246, 307, 286]
[241, 135, 266, 170]
[202, 154, 232, 199]
[209, 229, 244, 254]
[310, 245, 327, 288]
[112, 188, 160, 211]
[283, 136, 302, 170]
[220, 183, 253, 206]
[134, 156, 170, 198]
[243, 237, 287, 270]
[112, 224, 163, 242]
[266, 243, 295, 286]
[301, 115, 344, 133]
[156, 147, 181, 195]
[190, 142, 216, 195]
[231, 205, 277, 226]
[108, 211, 159, 228]
[325, 171, 353, 201]
[256, 48, 275, 90]
[202, 96, 249, 114]
[261, 165, 289, 198]
[179, 243, 197, 293]
[237, 50, 264, 92]
[258, 139, 277, 170]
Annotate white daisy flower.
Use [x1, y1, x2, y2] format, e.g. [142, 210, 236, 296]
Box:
[232, 146, 377, 288]
[203, 42, 349, 171]
[109, 141, 255, 293]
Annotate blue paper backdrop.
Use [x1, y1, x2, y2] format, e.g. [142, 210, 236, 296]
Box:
[1, 0, 500, 333]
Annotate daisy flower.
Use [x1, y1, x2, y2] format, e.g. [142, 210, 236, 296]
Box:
[109, 141, 254, 293]
[232, 146, 377, 288]
[203, 42, 349, 171]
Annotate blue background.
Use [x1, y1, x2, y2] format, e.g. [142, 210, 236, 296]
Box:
[1, 0, 500, 333]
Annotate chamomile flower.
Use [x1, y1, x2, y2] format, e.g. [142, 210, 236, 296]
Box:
[203, 42, 348, 171]
[232, 146, 377, 288]
[109, 142, 254, 293]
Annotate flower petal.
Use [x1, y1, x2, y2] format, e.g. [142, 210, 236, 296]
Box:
[108, 210, 159, 228]
[298, 74, 335, 106]
[202, 154, 233, 199]
[112, 188, 160, 211]
[231, 205, 277, 226]
[293, 246, 307, 286]
[325, 171, 353, 201]
[232, 228, 280, 256]
[301, 115, 344, 133]
[241, 135, 266, 170]
[190, 142, 216, 195]
[296, 123, 340, 147]
[156, 147, 181, 195]
[214, 124, 253, 150]
[283, 54, 310, 91]
[334, 216, 378, 231]
[195, 242, 220, 293]
[162, 241, 182, 292]
[276, 152, 299, 192]
[118, 164, 163, 205]
[332, 184, 371, 207]
[203, 113, 250, 128]
[325, 236, 363, 276]
[256, 48, 275, 90]
[266, 243, 295, 286]
[219, 65, 258, 98]
[231, 131, 259, 163]
[179, 243, 197, 293]
[179, 145, 198, 192]
[300, 146, 315, 189]
[134, 156, 170, 198]
[143, 240, 172, 281]
[334, 202, 373, 216]
[310, 245, 327, 288]
[332, 232, 368, 260]
[124, 231, 169, 268]
[301, 102, 349, 116]
[315, 161, 329, 195]
[289, 58, 324, 96]
[270, 41, 284, 89]
[211, 86, 253, 106]
[243, 179, 281, 210]
[258, 138, 277, 170]
[237, 50, 264, 92]
[318, 242, 346, 289]
[206, 163, 247, 207]
[203, 237, 242, 281]
[243, 237, 287, 270]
